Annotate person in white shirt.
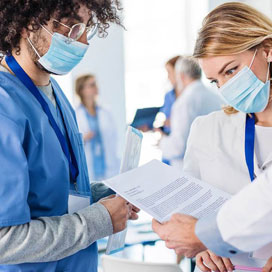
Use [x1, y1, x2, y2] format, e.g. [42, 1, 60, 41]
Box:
[153, 2, 272, 271]
[160, 56, 221, 168]
[75, 74, 120, 181]
[152, 165, 272, 262]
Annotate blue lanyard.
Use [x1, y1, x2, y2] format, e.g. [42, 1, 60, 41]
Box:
[5, 55, 79, 184]
[245, 113, 255, 182]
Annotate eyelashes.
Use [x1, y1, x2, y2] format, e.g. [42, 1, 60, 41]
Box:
[209, 65, 239, 85]
[225, 66, 238, 76]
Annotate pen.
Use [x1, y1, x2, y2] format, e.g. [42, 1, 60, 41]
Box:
[234, 265, 262, 272]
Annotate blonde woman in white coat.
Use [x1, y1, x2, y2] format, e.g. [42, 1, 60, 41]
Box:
[75, 74, 120, 181]
[183, 3, 272, 272]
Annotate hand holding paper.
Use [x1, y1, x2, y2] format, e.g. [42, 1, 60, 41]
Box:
[104, 160, 230, 223]
[103, 159, 231, 257]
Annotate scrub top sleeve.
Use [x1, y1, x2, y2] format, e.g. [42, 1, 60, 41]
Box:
[0, 114, 31, 227]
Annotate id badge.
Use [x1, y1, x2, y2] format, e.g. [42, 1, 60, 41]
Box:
[68, 194, 91, 214]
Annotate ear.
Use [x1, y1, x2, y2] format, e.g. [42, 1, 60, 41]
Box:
[266, 48, 272, 62]
[21, 28, 29, 39]
[261, 40, 272, 62]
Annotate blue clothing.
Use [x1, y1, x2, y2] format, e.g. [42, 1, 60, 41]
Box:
[160, 89, 176, 134]
[196, 213, 242, 257]
[84, 107, 106, 180]
[0, 70, 98, 271]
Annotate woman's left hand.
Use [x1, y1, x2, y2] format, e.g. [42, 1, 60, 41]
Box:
[263, 256, 272, 272]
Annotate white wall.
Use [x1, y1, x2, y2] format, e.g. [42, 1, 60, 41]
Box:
[123, 0, 209, 122]
[54, 24, 126, 156]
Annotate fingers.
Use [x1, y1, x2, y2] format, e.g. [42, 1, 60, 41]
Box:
[132, 205, 140, 213]
[207, 251, 229, 272]
[196, 253, 211, 272]
[201, 251, 220, 272]
[129, 211, 139, 220]
[152, 219, 164, 237]
[222, 257, 234, 271]
[263, 257, 272, 272]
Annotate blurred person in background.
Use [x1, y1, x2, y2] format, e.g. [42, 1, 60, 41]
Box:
[159, 55, 180, 165]
[160, 55, 180, 135]
[160, 56, 222, 168]
[75, 74, 120, 181]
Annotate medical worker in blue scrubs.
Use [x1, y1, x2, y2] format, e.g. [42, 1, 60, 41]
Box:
[0, 1, 139, 271]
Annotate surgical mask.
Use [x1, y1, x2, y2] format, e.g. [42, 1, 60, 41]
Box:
[27, 25, 89, 75]
[219, 49, 271, 113]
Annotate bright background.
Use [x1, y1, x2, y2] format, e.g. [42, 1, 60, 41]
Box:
[54, 0, 272, 158]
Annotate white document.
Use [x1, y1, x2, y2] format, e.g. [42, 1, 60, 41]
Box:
[106, 126, 143, 254]
[104, 160, 231, 223]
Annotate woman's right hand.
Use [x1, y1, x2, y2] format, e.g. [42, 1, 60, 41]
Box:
[83, 131, 95, 142]
[196, 250, 234, 272]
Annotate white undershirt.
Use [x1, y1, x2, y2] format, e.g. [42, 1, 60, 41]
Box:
[255, 125, 272, 167]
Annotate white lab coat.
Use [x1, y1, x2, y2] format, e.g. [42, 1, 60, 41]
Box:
[160, 80, 221, 168]
[184, 110, 272, 267]
[76, 104, 120, 181]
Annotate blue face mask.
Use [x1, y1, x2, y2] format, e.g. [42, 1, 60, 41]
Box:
[28, 26, 89, 75]
[219, 49, 271, 113]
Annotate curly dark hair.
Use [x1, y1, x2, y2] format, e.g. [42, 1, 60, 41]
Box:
[0, 0, 122, 54]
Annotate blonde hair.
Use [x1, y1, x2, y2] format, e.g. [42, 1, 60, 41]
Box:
[75, 74, 95, 105]
[194, 2, 272, 114]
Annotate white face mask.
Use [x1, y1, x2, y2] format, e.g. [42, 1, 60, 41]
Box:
[219, 49, 271, 113]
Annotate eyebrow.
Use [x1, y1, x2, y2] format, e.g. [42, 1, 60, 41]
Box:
[218, 60, 235, 75]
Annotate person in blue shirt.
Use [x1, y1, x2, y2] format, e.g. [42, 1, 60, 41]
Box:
[160, 56, 180, 135]
[0, 1, 139, 271]
[75, 74, 121, 181]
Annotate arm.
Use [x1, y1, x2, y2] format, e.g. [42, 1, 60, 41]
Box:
[153, 167, 272, 258]
[216, 165, 272, 252]
[0, 203, 112, 264]
[196, 167, 272, 255]
[0, 114, 130, 264]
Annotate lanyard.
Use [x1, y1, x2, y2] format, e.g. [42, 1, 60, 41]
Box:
[245, 113, 255, 182]
[5, 55, 79, 184]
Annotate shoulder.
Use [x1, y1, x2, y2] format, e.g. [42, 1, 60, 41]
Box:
[192, 110, 245, 131]
[0, 72, 27, 126]
[189, 110, 245, 146]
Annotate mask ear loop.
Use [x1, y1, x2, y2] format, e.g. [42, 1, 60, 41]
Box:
[249, 48, 258, 69]
[27, 37, 41, 58]
[27, 24, 54, 58]
[40, 24, 53, 36]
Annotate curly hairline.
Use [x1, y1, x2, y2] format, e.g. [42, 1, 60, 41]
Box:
[0, 0, 122, 55]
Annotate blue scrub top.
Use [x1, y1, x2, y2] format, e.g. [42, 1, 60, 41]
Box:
[83, 106, 106, 181]
[0, 71, 98, 271]
[160, 89, 176, 134]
